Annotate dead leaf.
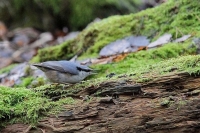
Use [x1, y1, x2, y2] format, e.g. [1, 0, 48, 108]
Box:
[126, 36, 149, 47]
[113, 53, 128, 62]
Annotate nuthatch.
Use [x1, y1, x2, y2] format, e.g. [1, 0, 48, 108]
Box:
[33, 60, 95, 84]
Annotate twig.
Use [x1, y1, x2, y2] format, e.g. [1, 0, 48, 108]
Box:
[23, 125, 32, 133]
[40, 128, 46, 133]
[38, 122, 56, 130]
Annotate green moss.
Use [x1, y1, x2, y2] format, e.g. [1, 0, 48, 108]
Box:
[91, 42, 196, 78]
[15, 77, 34, 88]
[1, 54, 200, 127]
[30, 56, 40, 63]
[32, 40, 77, 62]
[0, 85, 75, 127]
[32, 0, 200, 62]
[160, 96, 187, 110]
[145, 55, 200, 75]
[29, 77, 46, 88]
[130, 54, 200, 83]
[2, 0, 200, 127]
[90, 54, 200, 91]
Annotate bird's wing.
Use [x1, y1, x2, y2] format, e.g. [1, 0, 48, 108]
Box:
[76, 65, 93, 72]
[58, 61, 79, 75]
[58, 61, 93, 73]
[33, 61, 79, 75]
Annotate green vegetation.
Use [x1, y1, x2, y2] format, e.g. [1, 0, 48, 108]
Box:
[131, 55, 200, 82]
[160, 96, 187, 110]
[0, 85, 74, 127]
[2, 41, 198, 126]
[91, 42, 196, 78]
[15, 77, 34, 88]
[31, 54, 200, 100]
[1, 0, 200, 128]
[32, 0, 200, 62]
[0, 0, 140, 31]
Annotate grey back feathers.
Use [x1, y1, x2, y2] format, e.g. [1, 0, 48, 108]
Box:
[33, 60, 95, 83]
[33, 61, 93, 75]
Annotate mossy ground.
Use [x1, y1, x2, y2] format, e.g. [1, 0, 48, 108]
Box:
[1, 0, 200, 128]
[32, 0, 200, 62]
[0, 85, 75, 128]
[1, 48, 200, 127]
[90, 42, 196, 78]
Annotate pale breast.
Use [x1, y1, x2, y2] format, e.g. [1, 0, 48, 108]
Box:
[44, 70, 86, 84]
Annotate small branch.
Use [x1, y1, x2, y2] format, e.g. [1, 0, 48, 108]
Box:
[23, 125, 32, 133]
[40, 128, 46, 133]
[38, 122, 56, 131]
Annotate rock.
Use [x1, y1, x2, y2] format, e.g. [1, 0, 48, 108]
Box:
[10, 34, 30, 50]
[147, 33, 172, 48]
[0, 58, 13, 69]
[57, 31, 80, 43]
[7, 27, 40, 43]
[125, 36, 149, 47]
[191, 38, 200, 54]
[99, 39, 130, 57]
[0, 73, 7, 82]
[0, 63, 28, 86]
[99, 36, 149, 57]
[173, 35, 191, 43]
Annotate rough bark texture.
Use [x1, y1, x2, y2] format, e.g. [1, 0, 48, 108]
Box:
[2, 72, 200, 133]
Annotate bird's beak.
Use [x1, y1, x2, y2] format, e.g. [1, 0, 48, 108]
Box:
[90, 69, 99, 75]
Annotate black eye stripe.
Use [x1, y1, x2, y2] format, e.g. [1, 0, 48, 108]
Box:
[77, 67, 91, 72]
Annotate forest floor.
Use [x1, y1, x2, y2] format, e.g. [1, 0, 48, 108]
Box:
[2, 71, 200, 133]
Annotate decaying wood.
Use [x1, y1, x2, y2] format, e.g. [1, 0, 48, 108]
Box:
[2, 72, 200, 133]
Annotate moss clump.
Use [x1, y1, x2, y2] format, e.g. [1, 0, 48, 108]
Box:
[130, 54, 200, 83]
[29, 77, 46, 88]
[91, 42, 196, 78]
[31, 40, 76, 62]
[15, 77, 34, 88]
[32, 0, 200, 62]
[0, 86, 74, 127]
[141, 55, 200, 75]
[89, 54, 200, 88]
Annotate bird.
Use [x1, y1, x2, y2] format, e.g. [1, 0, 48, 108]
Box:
[32, 60, 95, 84]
